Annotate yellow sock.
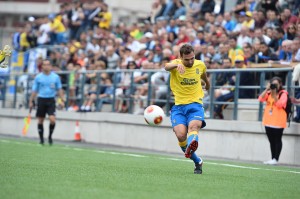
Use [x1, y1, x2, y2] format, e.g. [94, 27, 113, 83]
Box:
[179, 139, 187, 152]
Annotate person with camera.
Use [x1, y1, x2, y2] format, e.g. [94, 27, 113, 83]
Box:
[258, 77, 288, 165]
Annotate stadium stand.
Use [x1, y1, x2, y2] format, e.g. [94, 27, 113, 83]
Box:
[2, 0, 300, 123]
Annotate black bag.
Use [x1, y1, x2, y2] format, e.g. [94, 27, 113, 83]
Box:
[279, 91, 293, 127]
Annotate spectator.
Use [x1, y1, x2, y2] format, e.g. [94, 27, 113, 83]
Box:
[257, 0, 279, 13]
[294, 39, 300, 62]
[106, 46, 120, 70]
[258, 76, 288, 165]
[254, 28, 271, 45]
[195, 43, 208, 62]
[187, 0, 201, 19]
[228, 37, 244, 66]
[246, 0, 257, 12]
[282, 8, 298, 31]
[86, 37, 100, 54]
[164, 0, 186, 19]
[285, 24, 297, 40]
[291, 64, 300, 123]
[264, 10, 279, 29]
[97, 3, 112, 30]
[37, 17, 51, 46]
[201, 0, 216, 16]
[232, 0, 246, 15]
[67, 0, 84, 40]
[292, 38, 300, 62]
[237, 26, 252, 47]
[89, 0, 103, 29]
[268, 27, 285, 53]
[223, 12, 237, 33]
[232, 12, 246, 35]
[258, 42, 279, 63]
[166, 19, 179, 35]
[150, 0, 167, 23]
[278, 40, 293, 62]
[253, 10, 266, 28]
[242, 11, 255, 30]
[20, 25, 31, 52]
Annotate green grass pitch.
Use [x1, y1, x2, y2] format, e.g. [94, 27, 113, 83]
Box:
[0, 138, 299, 199]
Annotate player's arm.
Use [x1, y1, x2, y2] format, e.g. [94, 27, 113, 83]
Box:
[57, 89, 65, 102]
[201, 72, 210, 91]
[165, 62, 185, 74]
[29, 91, 37, 109]
[165, 62, 178, 71]
[29, 76, 39, 109]
[56, 75, 65, 106]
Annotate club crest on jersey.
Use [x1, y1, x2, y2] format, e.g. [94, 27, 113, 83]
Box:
[196, 68, 199, 74]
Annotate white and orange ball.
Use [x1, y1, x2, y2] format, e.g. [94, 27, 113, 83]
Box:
[144, 105, 165, 126]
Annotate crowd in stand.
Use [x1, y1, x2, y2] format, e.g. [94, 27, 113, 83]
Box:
[10, 0, 300, 121]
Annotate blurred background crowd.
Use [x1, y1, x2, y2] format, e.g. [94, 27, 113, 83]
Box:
[5, 0, 300, 119]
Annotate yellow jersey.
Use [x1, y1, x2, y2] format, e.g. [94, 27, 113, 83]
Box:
[50, 19, 66, 33]
[228, 48, 244, 66]
[20, 32, 30, 48]
[169, 59, 206, 105]
[99, 12, 112, 29]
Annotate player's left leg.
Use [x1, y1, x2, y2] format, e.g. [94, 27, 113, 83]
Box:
[48, 115, 56, 145]
[47, 99, 56, 145]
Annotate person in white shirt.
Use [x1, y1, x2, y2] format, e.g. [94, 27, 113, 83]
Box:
[86, 37, 100, 54]
[37, 17, 51, 45]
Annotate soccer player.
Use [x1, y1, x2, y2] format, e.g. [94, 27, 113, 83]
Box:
[29, 59, 65, 145]
[165, 44, 210, 174]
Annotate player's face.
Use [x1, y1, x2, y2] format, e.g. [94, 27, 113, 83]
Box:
[181, 52, 195, 67]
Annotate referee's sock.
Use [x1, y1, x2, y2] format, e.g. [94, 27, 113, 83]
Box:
[38, 124, 44, 144]
[49, 123, 55, 144]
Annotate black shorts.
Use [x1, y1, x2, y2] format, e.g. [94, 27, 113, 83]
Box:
[36, 97, 56, 117]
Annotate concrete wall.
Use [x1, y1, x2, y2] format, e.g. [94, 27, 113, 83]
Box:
[0, 108, 299, 166]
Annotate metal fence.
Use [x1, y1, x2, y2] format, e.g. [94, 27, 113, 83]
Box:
[0, 66, 296, 121]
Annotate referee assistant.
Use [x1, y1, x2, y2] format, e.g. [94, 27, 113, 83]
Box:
[29, 59, 65, 145]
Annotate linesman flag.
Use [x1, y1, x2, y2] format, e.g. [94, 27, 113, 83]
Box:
[22, 108, 32, 136]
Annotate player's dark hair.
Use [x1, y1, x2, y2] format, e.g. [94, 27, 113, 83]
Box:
[179, 44, 194, 57]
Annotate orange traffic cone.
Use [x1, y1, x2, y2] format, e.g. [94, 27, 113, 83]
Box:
[74, 121, 81, 142]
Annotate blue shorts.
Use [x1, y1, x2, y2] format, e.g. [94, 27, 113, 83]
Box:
[170, 102, 206, 128]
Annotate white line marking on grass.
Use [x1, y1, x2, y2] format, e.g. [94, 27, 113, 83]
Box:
[2, 139, 300, 174]
[95, 150, 106, 153]
[73, 148, 84, 151]
[161, 157, 300, 174]
[0, 140, 10, 143]
[108, 151, 146, 158]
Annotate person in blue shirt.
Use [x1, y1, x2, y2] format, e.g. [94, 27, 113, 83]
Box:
[29, 59, 65, 145]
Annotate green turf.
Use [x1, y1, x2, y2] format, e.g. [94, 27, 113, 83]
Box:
[0, 138, 299, 199]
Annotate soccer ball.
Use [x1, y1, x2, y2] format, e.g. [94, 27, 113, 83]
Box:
[144, 105, 165, 126]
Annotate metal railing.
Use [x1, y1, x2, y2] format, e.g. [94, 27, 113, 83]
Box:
[0, 67, 296, 121]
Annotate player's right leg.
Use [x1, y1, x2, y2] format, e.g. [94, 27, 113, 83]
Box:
[37, 117, 45, 145]
[36, 98, 47, 145]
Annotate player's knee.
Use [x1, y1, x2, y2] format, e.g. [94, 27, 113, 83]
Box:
[189, 124, 201, 132]
[175, 132, 187, 142]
